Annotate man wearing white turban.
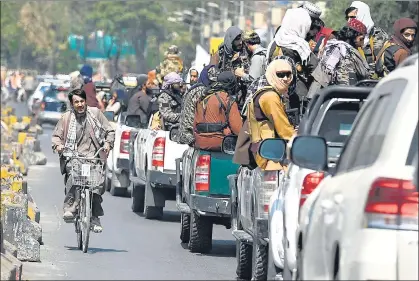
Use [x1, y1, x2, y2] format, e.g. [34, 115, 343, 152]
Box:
[345, 1, 389, 69]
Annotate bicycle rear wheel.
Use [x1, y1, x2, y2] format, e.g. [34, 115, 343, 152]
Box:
[81, 189, 91, 253]
[76, 216, 82, 250]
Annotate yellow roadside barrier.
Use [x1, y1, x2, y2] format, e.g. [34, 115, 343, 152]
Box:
[21, 116, 31, 125]
[8, 115, 17, 126]
[2, 116, 9, 125]
[18, 132, 27, 144]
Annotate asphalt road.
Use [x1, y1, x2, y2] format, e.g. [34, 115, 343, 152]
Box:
[13, 102, 237, 280]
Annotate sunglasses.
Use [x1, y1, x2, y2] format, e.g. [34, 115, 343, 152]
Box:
[276, 71, 292, 79]
[345, 15, 356, 20]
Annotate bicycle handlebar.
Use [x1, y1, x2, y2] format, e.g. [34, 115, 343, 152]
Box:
[60, 147, 106, 161]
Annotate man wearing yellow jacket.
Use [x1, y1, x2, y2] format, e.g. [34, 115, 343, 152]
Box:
[247, 58, 296, 170]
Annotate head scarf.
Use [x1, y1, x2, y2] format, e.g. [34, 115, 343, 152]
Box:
[80, 64, 93, 84]
[206, 71, 237, 96]
[347, 18, 367, 35]
[274, 8, 312, 64]
[162, 72, 183, 89]
[265, 59, 293, 97]
[301, 2, 322, 19]
[223, 26, 243, 56]
[196, 64, 217, 87]
[392, 18, 418, 49]
[315, 27, 335, 46]
[348, 1, 374, 45]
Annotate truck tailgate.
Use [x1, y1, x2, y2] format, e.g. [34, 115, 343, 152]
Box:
[209, 151, 239, 196]
[164, 134, 188, 171]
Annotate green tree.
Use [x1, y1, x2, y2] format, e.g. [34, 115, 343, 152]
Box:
[0, 2, 25, 67]
[19, 1, 75, 73]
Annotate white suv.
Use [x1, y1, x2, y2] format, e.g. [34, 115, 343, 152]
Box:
[291, 54, 418, 280]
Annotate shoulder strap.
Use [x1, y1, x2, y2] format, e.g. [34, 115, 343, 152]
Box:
[62, 112, 70, 142]
[369, 35, 376, 62]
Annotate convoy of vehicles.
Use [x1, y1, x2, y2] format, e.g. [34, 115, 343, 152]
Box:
[268, 85, 372, 280]
[114, 54, 417, 281]
[19, 54, 416, 279]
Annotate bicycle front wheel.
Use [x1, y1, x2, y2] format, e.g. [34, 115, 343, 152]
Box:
[81, 189, 91, 253]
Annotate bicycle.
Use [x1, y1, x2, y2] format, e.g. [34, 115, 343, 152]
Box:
[61, 147, 105, 253]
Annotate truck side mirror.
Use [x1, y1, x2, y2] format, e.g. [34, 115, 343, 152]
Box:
[258, 138, 287, 162]
[222, 135, 238, 155]
[169, 126, 179, 142]
[290, 135, 328, 171]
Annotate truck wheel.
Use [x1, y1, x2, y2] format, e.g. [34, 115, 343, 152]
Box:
[180, 213, 190, 243]
[236, 240, 252, 279]
[188, 211, 213, 253]
[131, 184, 145, 212]
[252, 240, 269, 281]
[144, 206, 163, 219]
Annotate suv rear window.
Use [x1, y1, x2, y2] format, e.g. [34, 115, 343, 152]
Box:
[317, 102, 361, 144]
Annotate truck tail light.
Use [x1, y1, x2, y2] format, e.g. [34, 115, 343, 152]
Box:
[119, 130, 130, 154]
[258, 171, 278, 219]
[300, 172, 324, 207]
[364, 177, 418, 231]
[41, 102, 45, 110]
[195, 155, 210, 192]
[152, 137, 165, 168]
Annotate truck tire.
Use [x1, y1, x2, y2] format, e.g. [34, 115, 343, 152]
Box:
[188, 211, 213, 253]
[180, 213, 190, 243]
[252, 240, 269, 281]
[144, 206, 163, 219]
[236, 240, 252, 279]
[131, 184, 145, 212]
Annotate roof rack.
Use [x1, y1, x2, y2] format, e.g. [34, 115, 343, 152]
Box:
[355, 79, 379, 87]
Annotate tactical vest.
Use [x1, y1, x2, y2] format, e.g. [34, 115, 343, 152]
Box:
[375, 40, 403, 78]
[194, 92, 235, 134]
[247, 86, 287, 170]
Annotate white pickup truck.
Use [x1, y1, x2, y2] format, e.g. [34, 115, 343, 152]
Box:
[104, 112, 143, 197]
[129, 120, 188, 220]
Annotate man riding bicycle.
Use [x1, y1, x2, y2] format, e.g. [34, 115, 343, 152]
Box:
[51, 88, 115, 232]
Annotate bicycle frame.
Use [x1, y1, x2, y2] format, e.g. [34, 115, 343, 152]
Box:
[62, 147, 105, 253]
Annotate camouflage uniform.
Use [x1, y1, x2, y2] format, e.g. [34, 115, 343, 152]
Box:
[177, 85, 207, 145]
[217, 45, 250, 74]
[157, 90, 182, 130]
[157, 45, 184, 85]
[336, 50, 371, 85]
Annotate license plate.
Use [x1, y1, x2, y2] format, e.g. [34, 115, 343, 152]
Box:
[81, 164, 90, 177]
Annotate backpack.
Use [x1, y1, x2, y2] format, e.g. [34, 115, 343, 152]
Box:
[375, 40, 403, 78]
[253, 48, 268, 73]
